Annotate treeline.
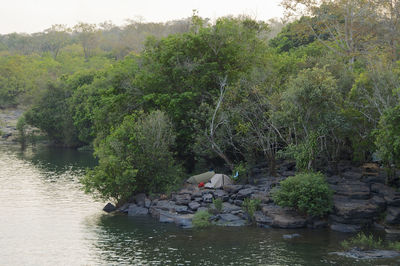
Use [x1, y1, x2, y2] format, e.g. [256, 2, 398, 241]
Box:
[13, 1, 400, 204]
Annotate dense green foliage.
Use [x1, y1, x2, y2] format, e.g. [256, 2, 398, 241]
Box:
[272, 172, 333, 217]
[6, 1, 400, 203]
[81, 111, 182, 202]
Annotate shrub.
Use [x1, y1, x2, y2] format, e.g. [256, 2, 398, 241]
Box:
[193, 210, 212, 228]
[272, 172, 333, 217]
[81, 111, 183, 204]
[341, 232, 383, 251]
[242, 198, 261, 221]
[213, 198, 223, 213]
[388, 241, 400, 251]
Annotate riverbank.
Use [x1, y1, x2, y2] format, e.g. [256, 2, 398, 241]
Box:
[106, 161, 400, 235]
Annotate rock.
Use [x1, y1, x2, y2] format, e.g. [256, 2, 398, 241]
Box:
[331, 249, 400, 259]
[174, 205, 190, 214]
[331, 196, 380, 224]
[222, 202, 241, 213]
[331, 180, 370, 199]
[341, 170, 363, 180]
[128, 204, 149, 216]
[262, 204, 307, 229]
[145, 198, 152, 208]
[191, 191, 203, 199]
[213, 190, 229, 201]
[202, 193, 213, 203]
[188, 201, 201, 211]
[193, 197, 202, 202]
[281, 171, 295, 177]
[159, 211, 175, 223]
[215, 213, 247, 227]
[218, 213, 242, 222]
[330, 223, 361, 233]
[309, 219, 328, 229]
[253, 211, 272, 225]
[223, 185, 243, 193]
[173, 214, 194, 228]
[197, 207, 208, 212]
[135, 193, 147, 207]
[155, 200, 177, 211]
[283, 234, 301, 239]
[251, 191, 270, 203]
[1, 133, 11, 139]
[385, 207, 400, 224]
[117, 203, 130, 213]
[234, 200, 243, 206]
[173, 193, 191, 205]
[236, 188, 254, 200]
[103, 202, 116, 213]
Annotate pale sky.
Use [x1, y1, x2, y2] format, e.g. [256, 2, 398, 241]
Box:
[0, 0, 284, 34]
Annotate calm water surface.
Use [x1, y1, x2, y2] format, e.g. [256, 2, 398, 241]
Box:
[0, 144, 399, 265]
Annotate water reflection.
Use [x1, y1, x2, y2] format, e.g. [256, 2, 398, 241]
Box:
[1, 144, 400, 265]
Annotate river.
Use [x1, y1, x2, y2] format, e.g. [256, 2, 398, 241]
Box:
[0, 144, 398, 265]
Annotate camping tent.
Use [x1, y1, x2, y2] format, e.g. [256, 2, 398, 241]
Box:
[187, 171, 215, 184]
[204, 174, 233, 188]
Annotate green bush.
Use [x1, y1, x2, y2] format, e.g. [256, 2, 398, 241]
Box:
[272, 172, 333, 217]
[341, 232, 383, 251]
[81, 111, 183, 204]
[388, 241, 400, 251]
[193, 210, 212, 228]
[242, 198, 261, 221]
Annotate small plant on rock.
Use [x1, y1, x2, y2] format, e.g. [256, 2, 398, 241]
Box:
[341, 232, 383, 250]
[213, 198, 223, 213]
[193, 210, 212, 228]
[242, 198, 261, 221]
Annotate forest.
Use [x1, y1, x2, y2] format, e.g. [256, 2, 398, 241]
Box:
[2, 1, 400, 205]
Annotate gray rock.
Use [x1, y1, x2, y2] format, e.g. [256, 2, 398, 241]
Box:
[331, 249, 400, 259]
[117, 203, 130, 213]
[159, 211, 193, 228]
[223, 185, 243, 193]
[262, 204, 307, 229]
[213, 190, 229, 201]
[128, 204, 149, 216]
[331, 180, 370, 199]
[174, 205, 190, 214]
[222, 202, 241, 213]
[283, 233, 301, 239]
[173, 193, 191, 205]
[103, 202, 116, 213]
[144, 198, 152, 208]
[218, 213, 242, 222]
[385, 207, 400, 224]
[193, 197, 202, 202]
[188, 201, 201, 211]
[234, 200, 243, 206]
[253, 211, 272, 225]
[341, 170, 363, 180]
[202, 193, 213, 203]
[135, 193, 147, 207]
[236, 188, 254, 200]
[155, 200, 176, 211]
[330, 223, 361, 233]
[332, 196, 380, 223]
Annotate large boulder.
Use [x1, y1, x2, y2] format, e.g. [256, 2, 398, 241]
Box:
[331, 196, 380, 224]
[214, 213, 247, 227]
[135, 193, 147, 207]
[188, 201, 201, 211]
[159, 211, 193, 228]
[331, 180, 370, 199]
[202, 193, 213, 203]
[212, 190, 229, 201]
[262, 204, 307, 229]
[128, 204, 149, 216]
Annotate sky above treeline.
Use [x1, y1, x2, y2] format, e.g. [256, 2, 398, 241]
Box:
[0, 0, 284, 34]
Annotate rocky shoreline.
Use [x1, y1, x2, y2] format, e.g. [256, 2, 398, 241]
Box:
[104, 161, 400, 233]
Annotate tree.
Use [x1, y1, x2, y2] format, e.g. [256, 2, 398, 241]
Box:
[42, 24, 70, 59]
[73, 22, 101, 61]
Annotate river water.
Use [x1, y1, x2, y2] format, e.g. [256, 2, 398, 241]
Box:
[0, 144, 399, 265]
